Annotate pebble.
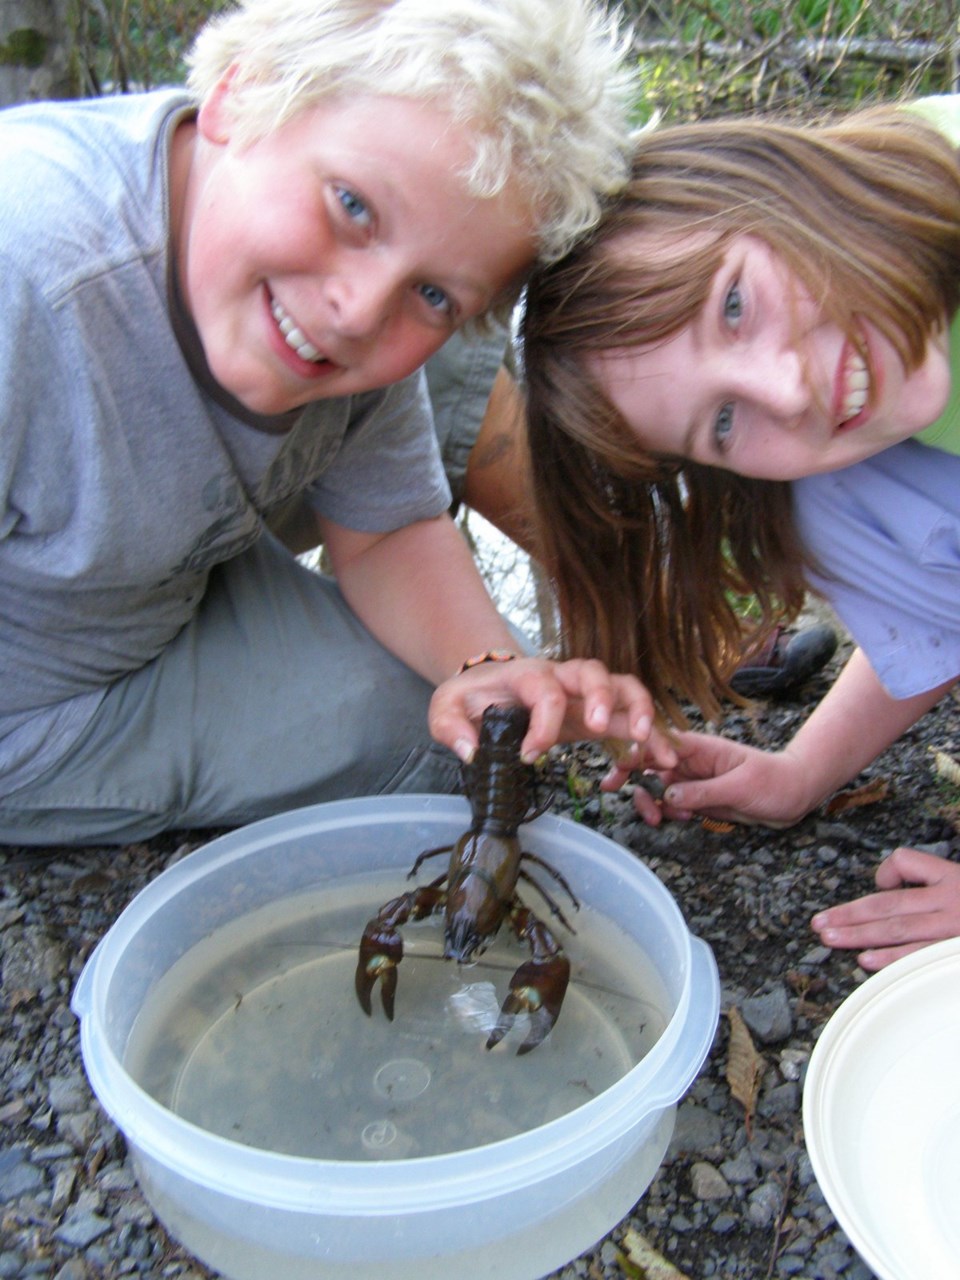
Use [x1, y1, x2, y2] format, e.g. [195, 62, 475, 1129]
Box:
[741, 984, 793, 1044]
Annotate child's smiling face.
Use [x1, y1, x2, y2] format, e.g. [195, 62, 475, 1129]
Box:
[590, 233, 951, 481]
[172, 83, 536, 416]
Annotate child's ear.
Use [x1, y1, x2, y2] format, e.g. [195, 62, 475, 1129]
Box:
[197, 64, 239, 144]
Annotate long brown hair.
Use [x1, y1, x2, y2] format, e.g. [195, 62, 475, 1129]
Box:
[522, 104, 960, 723]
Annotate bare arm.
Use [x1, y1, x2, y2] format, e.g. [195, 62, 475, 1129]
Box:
[624, 648, 956, 827]
[323, 512, 517, 685]
[321, 513, 675, 766]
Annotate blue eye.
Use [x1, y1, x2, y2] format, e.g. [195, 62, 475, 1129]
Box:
[418, 282, 452, 315]
[336, 186, 370, 226]
[723, 282, 743, 327]
[714, 403, 734, 449]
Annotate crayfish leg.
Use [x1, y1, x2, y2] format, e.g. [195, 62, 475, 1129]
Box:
[408, 845, 453, 877]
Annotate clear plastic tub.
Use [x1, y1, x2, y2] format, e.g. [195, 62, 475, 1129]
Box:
[72, 795, 719, 1280]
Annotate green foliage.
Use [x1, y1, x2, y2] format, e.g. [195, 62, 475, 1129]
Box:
[1, 29, 49, 70]
[67, 1, 958, 111]
[68, 0, 232, 94]
[623, 0, 957, 124]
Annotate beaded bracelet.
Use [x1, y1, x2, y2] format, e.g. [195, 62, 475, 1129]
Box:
[455, 649, 518, 677]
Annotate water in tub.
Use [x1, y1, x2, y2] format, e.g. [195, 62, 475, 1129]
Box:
[124, 870, 669, 1159]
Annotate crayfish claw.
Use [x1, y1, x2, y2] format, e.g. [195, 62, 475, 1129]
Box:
[485, 989, 525, 1052]
[485, 954, 570, 1055]
[355, 922, 403, 1019]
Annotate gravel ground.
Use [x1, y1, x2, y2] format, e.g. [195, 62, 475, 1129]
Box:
[1, 619, 958, 1280]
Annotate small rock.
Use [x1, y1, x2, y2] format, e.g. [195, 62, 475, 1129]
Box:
[776, 1255, 807, 1276]
[56, 1110, 98, 1150]
[747, 1180, 784, 1228]
[690, 1161, 731, 1201]
[741, 985, 793, 1044]
[54, 1209, 112, 1248]
[0, 1145, 47, 1199]
[54, 1261, 92, 1280]
[50, 1165, 78, 1214]
[759, 1081, 800, 1119]
[711, 1212, 738, 1235]
[0, 1098, 28, 1127]
[667, 1101, 724, 1157]
[1, 925, 66, 1000]
[778, 1049, 808, 1082]
[720, 1149, 758, 1185]
[47, 1074, 89, 1115]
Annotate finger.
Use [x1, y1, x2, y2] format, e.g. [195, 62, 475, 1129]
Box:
[517, 679, 568, 763]
[428, 690, 481, 763]
[663, 779, 745, 818]
[858, 939, 932, 971]
[631, 786, 664, 826]
[641, 727, 680, 770]
[813, 894, 951, 951]
[874, 846, 948, 890]
[600, 762, 633, 792]
[554, 661, 657, 743]
[548, 658, 612, 730]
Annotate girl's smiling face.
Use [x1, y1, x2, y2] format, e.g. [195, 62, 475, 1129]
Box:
[590, 233, 951, 480]
[171, 84, 536, 416]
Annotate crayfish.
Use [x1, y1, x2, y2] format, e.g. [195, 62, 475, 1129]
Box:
[354, 703, 578, 1055]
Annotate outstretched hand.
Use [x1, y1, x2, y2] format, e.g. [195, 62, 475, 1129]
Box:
[429, 656, 677, 771]
[812, 847, 960, 970]
[602, 730, 816, 828]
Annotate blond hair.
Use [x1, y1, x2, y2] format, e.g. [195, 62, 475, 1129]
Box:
[522, 105, 960, 721]
[186, 0, 638, 264]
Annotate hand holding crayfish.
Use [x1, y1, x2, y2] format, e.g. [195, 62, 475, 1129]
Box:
[429, 654, 679, 772]
[355, 703, 577, 1055]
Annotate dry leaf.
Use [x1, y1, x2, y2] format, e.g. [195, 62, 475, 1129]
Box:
[620, 1228, 692, 1279]
[824, 776, 889, 814]
[726, 1005, 764, 1134]
[932, 749, 960, 788]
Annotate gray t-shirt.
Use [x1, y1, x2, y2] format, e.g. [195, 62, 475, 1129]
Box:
[0, 90, 450, 788]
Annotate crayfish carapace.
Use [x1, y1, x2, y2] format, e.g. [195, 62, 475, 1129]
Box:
[354, 703, 578, 1055]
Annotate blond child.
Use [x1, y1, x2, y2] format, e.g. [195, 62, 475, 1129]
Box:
[0, 0, 673, 846]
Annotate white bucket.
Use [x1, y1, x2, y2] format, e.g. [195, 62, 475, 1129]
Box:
[803, 935, 960, 1280]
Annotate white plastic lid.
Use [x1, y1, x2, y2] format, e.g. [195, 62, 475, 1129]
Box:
[803, 936, 960, 1280]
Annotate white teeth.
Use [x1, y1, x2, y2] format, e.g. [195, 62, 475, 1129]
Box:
[840, 349, 869, 422]
[270, 298, 324, 363]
